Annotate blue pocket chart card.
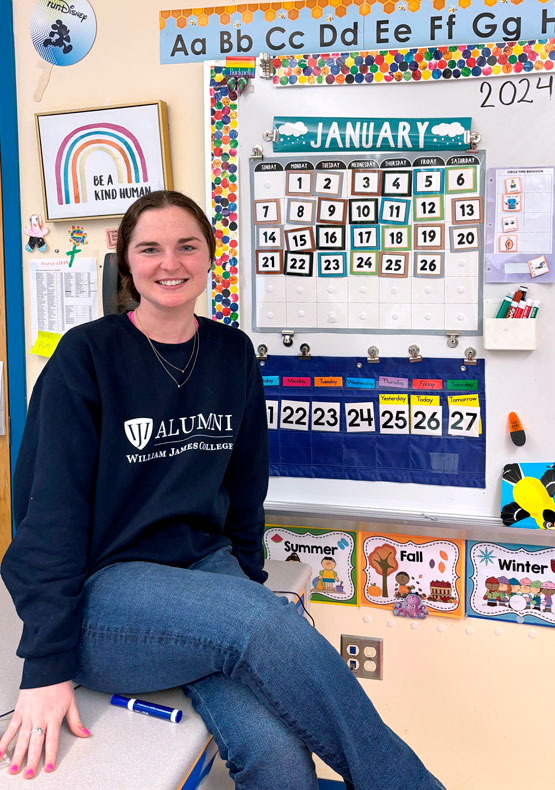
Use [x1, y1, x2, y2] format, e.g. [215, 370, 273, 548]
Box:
[466, 541, 555, 628]
[260, 354, 486, 488]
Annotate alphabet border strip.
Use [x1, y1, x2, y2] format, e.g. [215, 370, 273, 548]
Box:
[272, 39, 555, 87]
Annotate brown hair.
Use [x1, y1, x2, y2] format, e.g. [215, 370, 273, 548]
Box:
[116, 190, 216, 309]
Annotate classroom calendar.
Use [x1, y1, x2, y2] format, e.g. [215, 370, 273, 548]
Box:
[261, 355, 486, 488]
[250, 151, 485, 333]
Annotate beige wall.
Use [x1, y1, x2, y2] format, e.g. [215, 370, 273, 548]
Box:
[13, 0, 207, 391]
[12, 2, 553, 789]
[312, 601, 551, 788]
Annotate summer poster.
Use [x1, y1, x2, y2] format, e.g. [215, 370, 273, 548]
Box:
[359, 532, 465, 618]
[466, 541, 555, 628]
[263, 526, 357, 605]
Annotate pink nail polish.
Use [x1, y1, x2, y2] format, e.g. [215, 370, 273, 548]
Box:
[25, 769, 34, 777]
[82, 728, 90, 736]
[10, 764, 18, 773]
[45, 763, 54, 772]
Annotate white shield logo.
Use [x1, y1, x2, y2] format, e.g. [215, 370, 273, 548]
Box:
[124, 418, 153, 450]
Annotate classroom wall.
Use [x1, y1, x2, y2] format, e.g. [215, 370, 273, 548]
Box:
[10, 2, 553, 789]
[12, 0, 208, 392]
[311, 599, 551, 789]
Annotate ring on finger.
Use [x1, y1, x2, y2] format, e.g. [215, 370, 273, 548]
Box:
[31, 727, 46, 736]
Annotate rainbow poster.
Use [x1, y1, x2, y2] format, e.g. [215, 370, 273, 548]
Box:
[36, 102, 172, 220]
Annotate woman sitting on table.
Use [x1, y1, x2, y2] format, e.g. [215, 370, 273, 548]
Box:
[1, 190, 444, 789]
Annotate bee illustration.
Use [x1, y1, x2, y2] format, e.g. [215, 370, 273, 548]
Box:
[501, 463, 555, 529]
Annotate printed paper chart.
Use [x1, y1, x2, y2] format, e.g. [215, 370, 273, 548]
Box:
[485, 166, 555, 283]
[466, 541, 555, 628]
[359, 532, 465, 618]
[264, 525, 357, 605]
[250, 150, 485, 333]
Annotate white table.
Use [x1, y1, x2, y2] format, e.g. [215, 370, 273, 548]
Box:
[1, 560, 311, 788]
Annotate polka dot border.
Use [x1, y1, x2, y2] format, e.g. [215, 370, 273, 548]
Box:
[210, 67, 240, 326]
[273, 39, 555, 86]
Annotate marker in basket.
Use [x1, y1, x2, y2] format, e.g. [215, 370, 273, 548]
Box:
[110, 694, 182, 723]
[530, 300, 541, 319]
[506, 299, 520, 319]
[495, 294, 513, 318]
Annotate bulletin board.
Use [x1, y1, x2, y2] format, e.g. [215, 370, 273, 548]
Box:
[206, 45, 555, 523]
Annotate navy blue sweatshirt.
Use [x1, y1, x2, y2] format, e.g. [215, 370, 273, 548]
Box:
[1, 314, 269, 689]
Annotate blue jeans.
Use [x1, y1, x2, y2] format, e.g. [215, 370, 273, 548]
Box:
[74, 546, 444, 790]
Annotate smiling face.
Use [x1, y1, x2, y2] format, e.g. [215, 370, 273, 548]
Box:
[127, 205, 211, 317]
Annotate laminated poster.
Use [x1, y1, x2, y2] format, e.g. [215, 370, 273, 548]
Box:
[466, 541, 555, 628]
[263, 526, 357, 605]
[359, 532, 465, 618]
[486, 166, 555, 283]
[501, 462, 555, 530]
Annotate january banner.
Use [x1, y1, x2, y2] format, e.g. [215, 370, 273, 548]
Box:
[359, 532, 465, 618]
[272, 116, 472, 153]
[264, 525, 357, 605]
[466, 541, 555, 628]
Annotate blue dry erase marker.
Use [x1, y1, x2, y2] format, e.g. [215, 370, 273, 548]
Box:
[110, 694, 182, 723]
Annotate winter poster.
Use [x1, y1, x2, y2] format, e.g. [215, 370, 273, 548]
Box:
[466, 541, 555, 628]
[263, 525, 357, 605]
[359, 533, 465, 618]
[500, 462, 555, 530]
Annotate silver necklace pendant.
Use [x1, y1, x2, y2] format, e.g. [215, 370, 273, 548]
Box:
[134, 309, 200, 388]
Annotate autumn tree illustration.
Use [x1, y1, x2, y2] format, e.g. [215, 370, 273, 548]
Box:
[368, 544, 398, 597]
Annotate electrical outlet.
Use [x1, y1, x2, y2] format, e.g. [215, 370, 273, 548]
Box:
[340, 635, 383, 680]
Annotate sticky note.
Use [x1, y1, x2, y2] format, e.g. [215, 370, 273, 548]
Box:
[30, 331, 62, 358]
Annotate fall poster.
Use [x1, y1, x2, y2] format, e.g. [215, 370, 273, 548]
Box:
[264, 525, 357, 605]
[359, 532, 465, 618]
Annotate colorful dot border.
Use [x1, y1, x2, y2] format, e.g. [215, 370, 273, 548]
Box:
[210, 66, 240, 326]
[273, 39, 555, 85]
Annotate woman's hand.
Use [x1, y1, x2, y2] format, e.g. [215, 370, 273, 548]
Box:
[0, 681, 90, 778]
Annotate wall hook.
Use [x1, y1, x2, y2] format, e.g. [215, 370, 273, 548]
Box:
[282, 330, 294, 347]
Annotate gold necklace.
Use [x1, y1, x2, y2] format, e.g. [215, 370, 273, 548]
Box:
[134, 309, 200, 389]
